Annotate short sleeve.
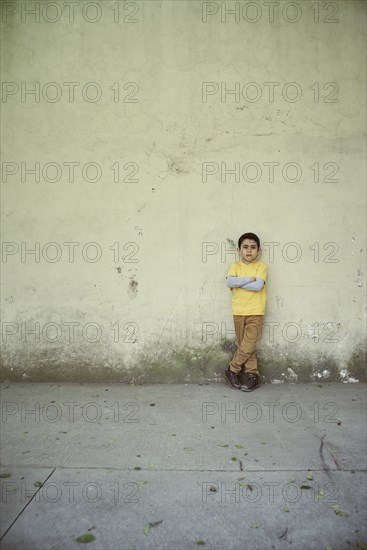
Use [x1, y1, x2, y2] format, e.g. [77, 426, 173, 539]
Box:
[256, 263, 267, 282]
[226, 263, 238, 278]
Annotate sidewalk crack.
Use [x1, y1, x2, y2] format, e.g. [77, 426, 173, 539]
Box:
[0, 467, 56, 542]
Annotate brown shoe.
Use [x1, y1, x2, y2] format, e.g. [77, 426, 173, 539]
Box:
[241, 373, 259, 392]
[224, 368, 241, 390]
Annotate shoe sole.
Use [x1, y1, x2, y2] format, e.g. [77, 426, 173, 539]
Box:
[241, 385, 259, 392]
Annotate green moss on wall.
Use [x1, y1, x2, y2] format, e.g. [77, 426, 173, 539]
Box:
[0, 340, 364, 383]
[347, 343, 367, 382]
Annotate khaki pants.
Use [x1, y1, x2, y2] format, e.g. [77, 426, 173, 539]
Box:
[229, 315, 264, 374]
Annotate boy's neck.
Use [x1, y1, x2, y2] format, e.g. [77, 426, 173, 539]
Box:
[240, 258, 258, 265]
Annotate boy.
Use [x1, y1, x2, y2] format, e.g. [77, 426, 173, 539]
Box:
[224, 232, 267, 392]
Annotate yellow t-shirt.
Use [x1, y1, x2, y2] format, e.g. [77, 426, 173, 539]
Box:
[227, 260, 267, 315]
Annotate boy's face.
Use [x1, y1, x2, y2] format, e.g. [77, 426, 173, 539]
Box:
[238, 239, 259, 264]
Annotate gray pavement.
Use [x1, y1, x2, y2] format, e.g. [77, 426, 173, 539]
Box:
[0, 382, 366, 550]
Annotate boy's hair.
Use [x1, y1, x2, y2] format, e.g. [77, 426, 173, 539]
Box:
[238, 232, 260, 249]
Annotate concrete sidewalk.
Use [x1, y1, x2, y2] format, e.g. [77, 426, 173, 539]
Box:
[0, 382, 366, 550]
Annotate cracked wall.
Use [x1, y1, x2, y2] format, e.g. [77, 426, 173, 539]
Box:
[1, 1, 366, 383]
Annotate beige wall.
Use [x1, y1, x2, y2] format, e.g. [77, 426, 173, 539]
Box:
[1, 0, 366, 382]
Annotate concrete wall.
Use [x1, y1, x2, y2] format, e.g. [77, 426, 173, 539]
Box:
[1, 0, 366, 383]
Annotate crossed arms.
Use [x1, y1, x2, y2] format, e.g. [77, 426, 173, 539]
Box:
[226, 276, 265, 292]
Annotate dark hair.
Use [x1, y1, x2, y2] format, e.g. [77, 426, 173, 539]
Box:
[238, 232, 260, 249]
